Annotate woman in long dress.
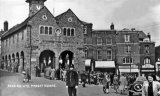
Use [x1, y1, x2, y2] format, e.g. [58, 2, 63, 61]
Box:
[119, 74, 127, 94]
[113, 74, 119, 93]
[102, 73, 110, 94]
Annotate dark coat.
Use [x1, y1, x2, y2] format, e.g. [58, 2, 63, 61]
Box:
[66, 70, 78, 87]
[81, 73, 87, 81]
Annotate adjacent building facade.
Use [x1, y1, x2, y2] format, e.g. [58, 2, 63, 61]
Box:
[116, 29, 155, 75]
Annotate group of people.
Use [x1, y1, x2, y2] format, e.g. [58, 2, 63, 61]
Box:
[102, 73, 128, 94]
[22, 63, 160, 96]
[1, 62, 19, 73]
[34, 65, 68, 81]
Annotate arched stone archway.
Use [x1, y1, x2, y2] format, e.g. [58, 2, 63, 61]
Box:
[55, 50, 74, 79]
[39, 50, 55, 73]
[5, 55, 8, 70]
[8, 55, 11, 72]
[16, 52, 20, 72]
[21, 51, 25, 71]
[1, 56, 5, 69]
[12, 54, 15, 72]
[59, 50, 74, 69]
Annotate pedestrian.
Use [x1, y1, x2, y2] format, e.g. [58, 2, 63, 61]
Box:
[102, 73, 110, 94]
[62, 69, 67, 81]
[23, 67, 30, 83]
[50, 68, 55, 80]
[119, 73, 127, 94]
[81, 71, 87, 87]
[113, 74, 119, 93]
[142, 74, 160, 96]
[93, 73, 97, 85]
[66, 64, 78, 96]
[110, 72, 114, 86]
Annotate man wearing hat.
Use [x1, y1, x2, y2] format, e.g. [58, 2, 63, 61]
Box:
[66, 64, 78, 96]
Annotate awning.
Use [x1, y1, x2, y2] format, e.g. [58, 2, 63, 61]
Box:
[119, 69, 139, 73]
[85, 59, 91, 66]
[95, 61, 115, 68]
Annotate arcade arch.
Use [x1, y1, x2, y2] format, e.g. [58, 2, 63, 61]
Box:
[39, 50, 55, 72]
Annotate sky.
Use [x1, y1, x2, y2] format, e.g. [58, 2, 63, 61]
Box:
[0, 0, 160, 46]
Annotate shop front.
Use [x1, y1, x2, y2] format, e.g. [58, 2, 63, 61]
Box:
[140, 64, 156, 75]
[119, 64, 139, 76]
[94, 61, 115, 73]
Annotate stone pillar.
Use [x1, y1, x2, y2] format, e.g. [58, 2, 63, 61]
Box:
[55, 56, 59, 70]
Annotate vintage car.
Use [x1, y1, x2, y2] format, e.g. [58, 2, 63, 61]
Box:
[128, 76, 147, 96]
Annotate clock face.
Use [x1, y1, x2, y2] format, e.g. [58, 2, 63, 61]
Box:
[55, 29, 61, 36]
[36, 5, 41, 10]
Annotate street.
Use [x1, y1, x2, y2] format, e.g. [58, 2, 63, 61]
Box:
[0, 70, 128, 96]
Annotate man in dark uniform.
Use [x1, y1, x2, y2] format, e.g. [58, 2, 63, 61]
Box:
[66, 64, 78, 96]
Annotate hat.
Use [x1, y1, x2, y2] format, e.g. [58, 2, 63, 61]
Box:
[69, 64, 74, 68]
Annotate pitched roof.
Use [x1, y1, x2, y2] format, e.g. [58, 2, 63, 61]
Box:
[55, 9, 92, 25]
[1, 6, 46, 39]
[138, 31, 147, 39]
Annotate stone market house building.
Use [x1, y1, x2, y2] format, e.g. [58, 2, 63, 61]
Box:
[1, 0, 87, 77]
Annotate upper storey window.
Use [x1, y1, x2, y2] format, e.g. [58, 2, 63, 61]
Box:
[40, 25, 53, 35]
[63, 27, 75, 36]
[124, 34, 130, 42]
[97, 49, 103, 60]
[83, 27, 87, 34]
[145, 45, 149, 53]
[106, 37, 112, 45]
[97, 37, 102, 45]
[125, 45, 131, 53]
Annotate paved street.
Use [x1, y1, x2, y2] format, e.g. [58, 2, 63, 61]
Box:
[0, 70, 128, 96]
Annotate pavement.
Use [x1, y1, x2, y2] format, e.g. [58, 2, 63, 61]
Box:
[0, 69, 129, 96]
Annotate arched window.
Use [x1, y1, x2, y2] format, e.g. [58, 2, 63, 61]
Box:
[49, 27, 52, 35]
[67, 28, 70, 36]
[158, 57, 160, 61]
[84, 49, 88, 58]
[45, 27, 48, 34]
[145, 45, 149, 53]
[40, 26, 44, 34]
[144, 58, 151, 64]
[71, 29, 74, 36]
[63, 28, 66, 36]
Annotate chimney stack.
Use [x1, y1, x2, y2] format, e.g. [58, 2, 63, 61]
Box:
[110, 22, 114, 30]
[147, 33, 151, 41]
[4, 21, 8, 31]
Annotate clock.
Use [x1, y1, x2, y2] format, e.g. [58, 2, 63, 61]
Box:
[36, 5, 41, 10]
[55, 29, 61, 36]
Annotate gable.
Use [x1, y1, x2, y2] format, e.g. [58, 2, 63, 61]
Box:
[30, 6, 57, 26]
[56, 9, 84, 26]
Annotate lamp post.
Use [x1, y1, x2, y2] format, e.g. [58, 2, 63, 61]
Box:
[130, 50, 131, 74]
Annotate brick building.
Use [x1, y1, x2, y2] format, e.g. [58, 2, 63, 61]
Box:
[139, 33, 156, 75]
[116, 28, 155, 75]
[1, 0, 86, 77]
[84, 23, 116, 73]
[155, 45, 160, 75]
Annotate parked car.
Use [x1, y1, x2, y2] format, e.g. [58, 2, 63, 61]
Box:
[128, 76, 147, 96]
